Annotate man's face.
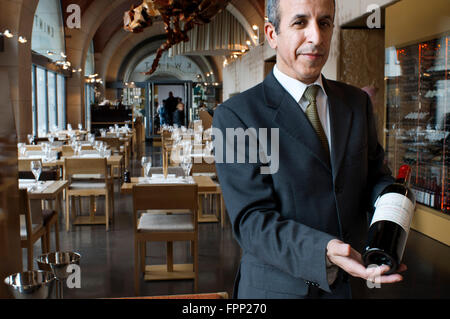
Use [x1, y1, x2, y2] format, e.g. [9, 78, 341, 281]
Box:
[265, 0, 335, 83]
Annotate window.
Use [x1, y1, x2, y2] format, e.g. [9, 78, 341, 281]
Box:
[85, 84, 95, 131]
[48, 72, 57, 131]
[57, 74, 66, 130]
[31, 66, 37, 136]
[32, 65, 66, 137]
[85, 41, 96, 131]
[36, 66, 48, 137]
[31, 0, 66, 137]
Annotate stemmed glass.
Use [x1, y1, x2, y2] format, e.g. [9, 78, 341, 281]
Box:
[141, 157, 152, 180]
[88, 133, 95, 145]
[17, 143, 26, 157]
[182, 141, 192, 157]
[27, 134, 34, 145]
[78, 123, 83, 131]
[181, 155, 192, 179]
[75, 142, 82, 156]
[31, 161, 42, 187]
[48, 133, 55, 145]
[42, 143, 51, 162]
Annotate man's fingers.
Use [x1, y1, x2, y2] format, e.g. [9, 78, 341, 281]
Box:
[397, 264, 408, 273]
[332, 255, 368, 279]
[370, 273, 403, 284]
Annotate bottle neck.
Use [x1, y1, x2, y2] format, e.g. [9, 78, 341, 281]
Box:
[395, 165, 411, 187]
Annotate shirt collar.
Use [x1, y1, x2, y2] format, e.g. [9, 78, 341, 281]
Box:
[273, 64, 327, 103]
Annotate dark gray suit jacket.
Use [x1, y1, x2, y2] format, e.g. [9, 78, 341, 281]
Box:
[212, 71, 394, 299]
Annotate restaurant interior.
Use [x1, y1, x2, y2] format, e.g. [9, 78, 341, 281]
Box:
[0, 0, 449, 300]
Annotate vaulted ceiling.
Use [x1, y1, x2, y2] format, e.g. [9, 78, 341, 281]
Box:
[62, 0, 265, 54]
[58, 0, 265, 84]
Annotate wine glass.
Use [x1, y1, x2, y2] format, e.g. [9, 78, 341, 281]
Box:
[31, 161, 42, 186]
[67, 124, 72, 131]
[88, 134, 95, 145]
[78, 123, 83, 131]
[48, 133, 55, 145]
[99, 144, 107, 158]
[27, 134, 34, 145]
[94, 141, 101, 152]
[75, 142, 82, 156]
[182, 141, 192, 157]
[181, 155, 192, 178]
[141, 157, 152, 179]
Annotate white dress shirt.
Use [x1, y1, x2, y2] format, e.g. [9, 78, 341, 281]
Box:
[273, 65, 338, 285]
[273, 65, 332, 152]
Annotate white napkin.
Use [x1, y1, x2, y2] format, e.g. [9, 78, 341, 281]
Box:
[137, 175, 194, 185]
[79, 154, 102, 158]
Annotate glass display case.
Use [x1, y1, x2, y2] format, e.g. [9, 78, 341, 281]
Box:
[385, 34, 449, 215]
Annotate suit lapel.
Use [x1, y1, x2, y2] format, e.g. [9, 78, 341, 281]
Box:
[322, 77, 353, 181]
[264, 72, 331, 170]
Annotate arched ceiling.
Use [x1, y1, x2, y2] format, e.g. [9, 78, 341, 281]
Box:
[69, 0, 265, 54]
[60, 0, 265, 83]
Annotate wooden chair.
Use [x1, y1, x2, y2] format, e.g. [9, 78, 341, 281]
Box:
[191, 158, 216, 177]
[198, 110, 213, 130]
[19, 189, 47, 270]
[42, 209, 59, 253]
[133, 183, 198, 296]
[64, 158, 114, 231]
[62, 145, 74, 157]
[18, 158, 58, 181]
[81, 145, 95, 151]
[18, 158, 41, 173]
[24, 145, 43, 151]
[97, 137, 128, 175]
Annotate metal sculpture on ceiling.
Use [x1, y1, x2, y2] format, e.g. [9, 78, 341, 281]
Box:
[124, 0, 231, 75]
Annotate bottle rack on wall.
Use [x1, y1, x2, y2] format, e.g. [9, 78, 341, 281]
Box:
[385, 34, 450, 245]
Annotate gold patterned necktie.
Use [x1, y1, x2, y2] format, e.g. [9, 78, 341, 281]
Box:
[304, 85, 330, 159]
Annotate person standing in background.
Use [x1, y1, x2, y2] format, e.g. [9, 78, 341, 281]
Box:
[173, 98, 185, 127]
[164, 91, 178, 125]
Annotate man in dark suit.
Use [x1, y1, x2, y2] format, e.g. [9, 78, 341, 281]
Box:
[164, 91, 178, 125]
[213, 0, 406, 298]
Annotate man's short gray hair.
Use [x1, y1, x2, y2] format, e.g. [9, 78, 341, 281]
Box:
[267, 0, 336, 33]
[267, 0, 281, 33]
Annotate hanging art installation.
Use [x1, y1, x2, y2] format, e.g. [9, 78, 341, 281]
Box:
[124, 0, 231, 75]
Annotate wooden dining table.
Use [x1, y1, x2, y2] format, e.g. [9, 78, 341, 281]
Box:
[19, 180, 68, 200]
[18, 180, 68, 232]
[121, 175, 226, 227]
[19, 155, 124, 180]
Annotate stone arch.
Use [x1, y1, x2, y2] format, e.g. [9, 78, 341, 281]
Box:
[0, 0, 39, 141]
[97, 1, 261, 89]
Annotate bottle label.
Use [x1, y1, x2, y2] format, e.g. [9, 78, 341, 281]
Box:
[371, 193, 415, 234]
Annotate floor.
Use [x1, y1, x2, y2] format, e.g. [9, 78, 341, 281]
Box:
[24, 142, 450, 299]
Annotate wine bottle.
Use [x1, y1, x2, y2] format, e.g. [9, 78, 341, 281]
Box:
[363, 165, 416, 274]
